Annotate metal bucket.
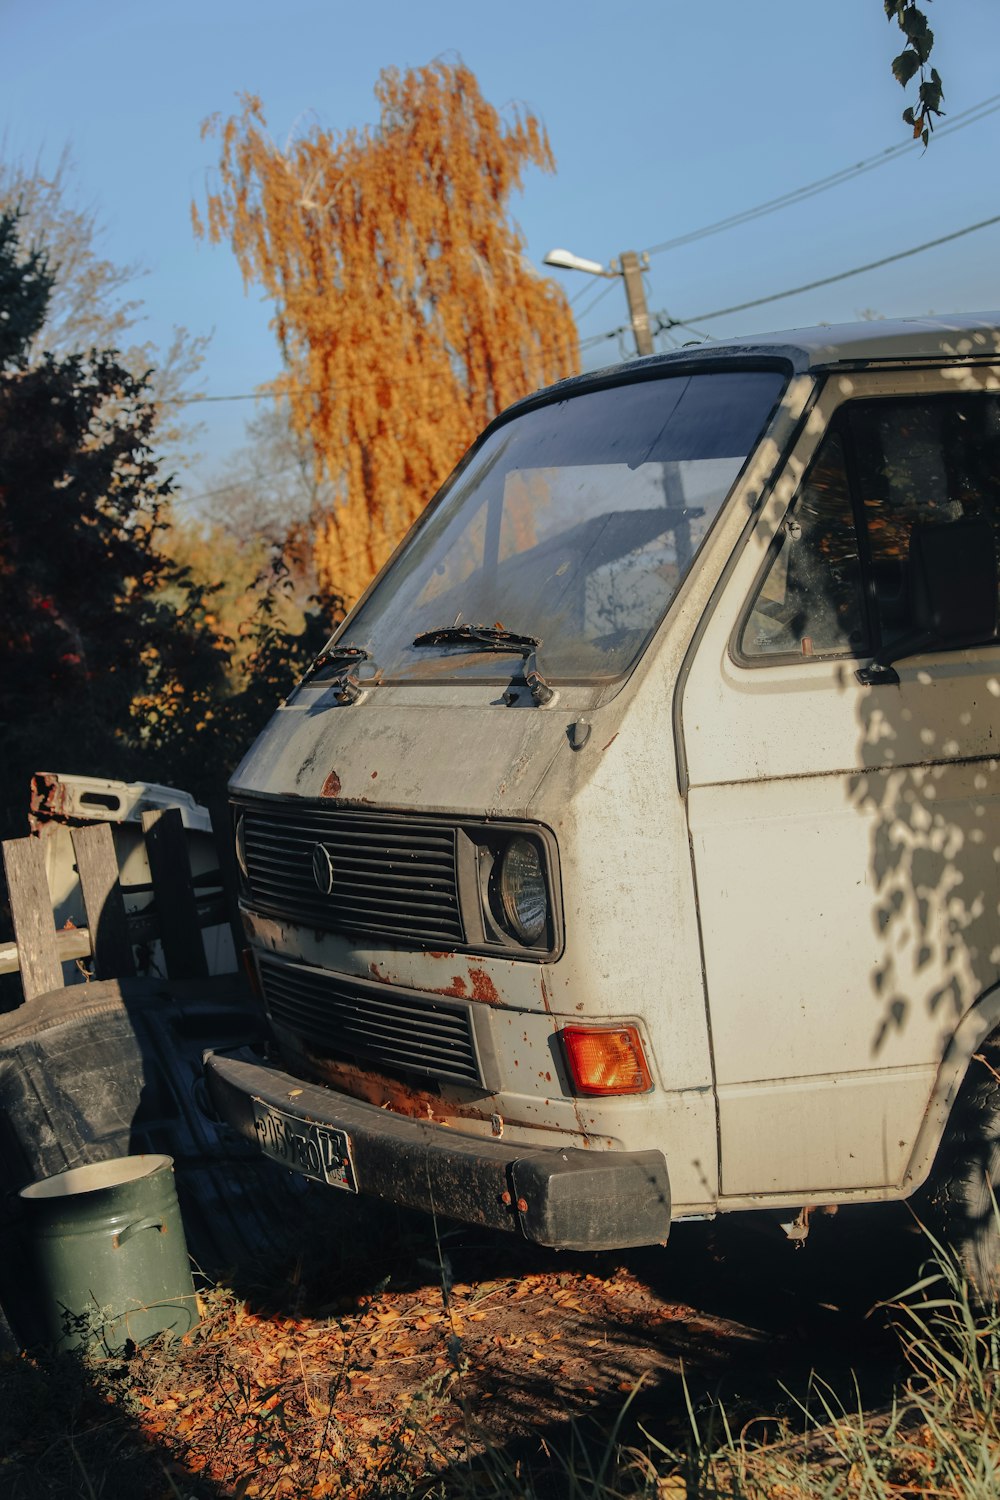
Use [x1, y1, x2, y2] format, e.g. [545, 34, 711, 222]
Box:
[19, 1154, 198, 1353]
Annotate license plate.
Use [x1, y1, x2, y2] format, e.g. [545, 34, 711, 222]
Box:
[251, 1099, 357, 1191]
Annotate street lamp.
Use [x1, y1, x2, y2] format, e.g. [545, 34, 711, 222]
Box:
[543, 246, 654, 358]
[542, 248, 613, 278]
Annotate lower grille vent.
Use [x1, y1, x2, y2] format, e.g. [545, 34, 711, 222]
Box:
[259, 955, 482, 1088]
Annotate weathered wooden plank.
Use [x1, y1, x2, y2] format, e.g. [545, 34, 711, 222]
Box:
[0, 894, 231, 978]
[0, 925, 91, 977]
[2, 836, 62, 1000]
[141, 808, 209, 980]
[71, 823, 135, 980]
[208, 795, 244, 961]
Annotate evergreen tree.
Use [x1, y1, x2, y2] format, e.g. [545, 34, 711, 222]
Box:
[0, 211, 229, 829]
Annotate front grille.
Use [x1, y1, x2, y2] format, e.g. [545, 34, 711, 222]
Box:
[259, 954, 482, 1087]
[240, 803, 464, 947]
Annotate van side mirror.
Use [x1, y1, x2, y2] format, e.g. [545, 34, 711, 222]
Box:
[856, 516, 998, 686]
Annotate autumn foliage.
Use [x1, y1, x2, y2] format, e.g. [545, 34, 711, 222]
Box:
[196, 62, 580, 603]
[0, 211, 341, 837]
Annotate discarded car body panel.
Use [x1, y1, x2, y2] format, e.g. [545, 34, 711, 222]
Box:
[207, 316, 1000, 1255]
[29, 772, 236, 982]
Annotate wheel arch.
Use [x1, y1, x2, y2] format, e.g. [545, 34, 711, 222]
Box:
[902, 980, 1000, 1195]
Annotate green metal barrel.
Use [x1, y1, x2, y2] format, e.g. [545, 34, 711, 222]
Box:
[19, 1154, 198, 1353]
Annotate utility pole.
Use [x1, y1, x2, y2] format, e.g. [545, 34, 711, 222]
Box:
[616, 251, 654, 357]
[543, 246, 655, 359]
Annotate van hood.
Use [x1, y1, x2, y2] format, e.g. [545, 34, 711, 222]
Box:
[230, 688, 577, 820]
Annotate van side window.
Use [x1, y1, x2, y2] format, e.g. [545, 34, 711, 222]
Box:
[852, 397, 1000, 649]
[741, 391, 1000, 663]
[741, 425, 870, 659]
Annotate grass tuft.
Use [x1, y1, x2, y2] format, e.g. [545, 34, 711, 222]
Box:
[435, 1234, 1000, 1499]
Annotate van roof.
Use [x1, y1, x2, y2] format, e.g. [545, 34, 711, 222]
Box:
[713, 313, 1000, 369]
[509, 314, 1000, 421]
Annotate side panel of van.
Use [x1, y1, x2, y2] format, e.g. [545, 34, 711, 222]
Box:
[681, 366, 1000, 1201]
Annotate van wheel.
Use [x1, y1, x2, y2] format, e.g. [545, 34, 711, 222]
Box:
[923, 1042, 1000, 1303]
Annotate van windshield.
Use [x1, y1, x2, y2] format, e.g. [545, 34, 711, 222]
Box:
[341, 368, 786, 685]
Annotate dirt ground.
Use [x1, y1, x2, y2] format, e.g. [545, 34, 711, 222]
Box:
[0, 1179, 924, 1499]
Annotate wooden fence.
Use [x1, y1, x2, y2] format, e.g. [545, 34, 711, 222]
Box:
[1, 806, 242, 1003]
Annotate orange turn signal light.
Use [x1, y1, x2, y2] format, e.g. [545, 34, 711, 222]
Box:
[560, 1025, 652, 1097]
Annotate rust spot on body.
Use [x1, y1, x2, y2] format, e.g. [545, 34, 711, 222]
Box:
[370, 770, 378, 779]
[321, 771, 341, 798]
[433, 976, 468, 998]
[300, 1054, 484, 1125]
[369, 962, 393, 984]
[468, 967, 500, 1004]
[601, 732, 619, 752]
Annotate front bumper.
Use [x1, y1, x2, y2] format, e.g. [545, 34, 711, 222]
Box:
[205, 1049, 671, 1252]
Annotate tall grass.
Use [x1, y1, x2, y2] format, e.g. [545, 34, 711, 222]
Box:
[437, 1233, 1000, 1499]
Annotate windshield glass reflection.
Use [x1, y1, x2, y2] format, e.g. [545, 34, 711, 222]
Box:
[334, 369, 786, 685]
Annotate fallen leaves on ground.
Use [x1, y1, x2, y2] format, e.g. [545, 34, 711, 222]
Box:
[0, 1261, 723, 1498]
[118, 1266, 676, 1496]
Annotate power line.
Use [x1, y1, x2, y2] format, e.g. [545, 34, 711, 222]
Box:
[579, 327, 622, 352]
[162, 98, 1000, 415]
[174, 205, 998, 508]
[667, 211, 1000, 328]
[573, 278, 618, 322]
[568, 277, 602, 308]
[168, 462, 305, 508]
[160, 329, 584, 411]
[158, 93, 1000, 434]
[158, 389, 273, 406]
[170, 204, 1000, 422]
[643, 93, 1000, 259]
[169, 336, 583, 506]
[578, 211, 1000, 352]
[659, 319, 714, 346]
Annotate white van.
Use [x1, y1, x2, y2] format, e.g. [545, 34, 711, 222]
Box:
[206, 316, 1000, 1293]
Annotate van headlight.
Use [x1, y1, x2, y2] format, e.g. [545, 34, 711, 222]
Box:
[498, 836, 548, 944]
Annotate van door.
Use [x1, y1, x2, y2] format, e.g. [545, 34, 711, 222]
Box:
[681, 366, 1000, 1201]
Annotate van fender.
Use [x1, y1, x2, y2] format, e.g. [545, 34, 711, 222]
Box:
[902, 981, 1000, 1194]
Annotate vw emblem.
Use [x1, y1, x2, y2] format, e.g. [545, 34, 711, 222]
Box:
[311, 842, 335, 896]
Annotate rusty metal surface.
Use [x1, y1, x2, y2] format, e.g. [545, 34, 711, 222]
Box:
[28, 771, 70, 831]
[206, 1046, 671, 1248]
[367, 959, 501, 1007]
[28, 772, 214, 835]
[297, 1052, 489, 1127]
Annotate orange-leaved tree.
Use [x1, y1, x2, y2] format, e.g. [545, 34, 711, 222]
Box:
[195, 61, 579, 604]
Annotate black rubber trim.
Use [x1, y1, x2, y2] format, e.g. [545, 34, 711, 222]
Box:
[205, 1048, 671, 1252]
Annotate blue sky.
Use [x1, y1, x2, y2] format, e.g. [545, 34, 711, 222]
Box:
[5, 0, 1000, 507]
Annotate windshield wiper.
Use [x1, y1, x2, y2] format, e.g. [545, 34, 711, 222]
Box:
[412, 624, 554, 704]
[299, 644, 371, 703]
